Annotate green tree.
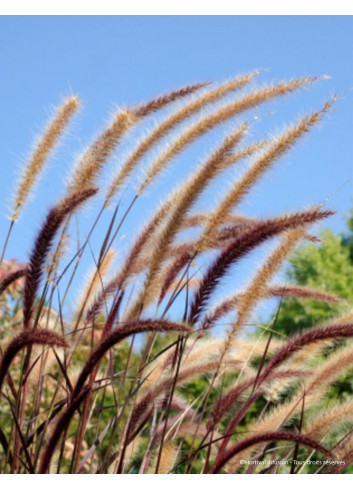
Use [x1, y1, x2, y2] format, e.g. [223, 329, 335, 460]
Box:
[273, 213, 353, 335]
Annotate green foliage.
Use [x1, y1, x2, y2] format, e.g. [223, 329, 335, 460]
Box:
[273, 219, 353, 335]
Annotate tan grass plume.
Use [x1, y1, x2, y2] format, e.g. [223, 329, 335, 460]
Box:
[198, 99, 334, 250]
[137, 77, 317, 195]
[67, 109, 136, 194]
[11, 96, 80, 221]
[105, 71, 259, 203]
[155, 440, 179, 474]
[232, 227, 307, 337]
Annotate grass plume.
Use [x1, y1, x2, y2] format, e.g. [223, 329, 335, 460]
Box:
[23, 188, 97, 329]
[11, 96, 80, 222]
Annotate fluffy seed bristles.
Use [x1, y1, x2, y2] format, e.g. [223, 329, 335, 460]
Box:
[162, 123, 250, 221]
[231, 227, 307, 339]
[156, 139, 266, 256]
[0, 329, 68, 393]
[271, 344, 353, 404]
[271, 309, 353, 369]
[139, 338, 239, 393]
[323, 308, 353, 327]
[67, 109, 136, 195]
[140, 101, 328, 310]
[263, 284, 343, 304]
[121, 435, 142, 471]
[181, 212, 260, 229]
[126, 124, 249, 317]
[259, 322, 353, 384]
[104, 215, 261, 317]
[96, 141, 264, 317]
[100, 151, 263, 312]
[202, 284, 343, 331]
[227, 339, 353, 471]
[155, 440, 179, 474]
[229, 338, 284, 362]
[199, 100, 333, 249]
[212, 368, 308, 425]
[23, 188, 98, 329]
[132, 81, 210, 118]
[222, 382, 331, 474]
[157, 227, 255, 307]
[86, 206, 255, 321]
[189, 208, 333, 324]
[304, 400, 353, 440]
[227, 392, 322, 466]
[105, 71, 259, 203]
[209, 431, 333, 474]
[266, 315, 353, 402]
[159, 211, 330, 317]
[11, 96, 80, 221]
[125, 141, 267, 311]
[138, 77, 317, 195]
[303, 344, 353, 393]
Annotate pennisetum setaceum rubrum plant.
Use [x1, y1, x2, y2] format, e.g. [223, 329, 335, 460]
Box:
[0, 72, 352, 474]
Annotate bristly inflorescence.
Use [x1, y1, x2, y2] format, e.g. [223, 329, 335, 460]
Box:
[23, 188, 98, 329]
[1, 73, 351, 475]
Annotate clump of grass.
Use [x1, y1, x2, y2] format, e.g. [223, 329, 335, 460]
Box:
[0, 73, 351, 475]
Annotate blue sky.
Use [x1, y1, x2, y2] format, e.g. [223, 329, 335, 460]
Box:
[0, 16, 352, 318]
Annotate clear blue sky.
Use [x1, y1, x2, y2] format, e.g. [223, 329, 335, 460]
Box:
[0, 16, 352, 317]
